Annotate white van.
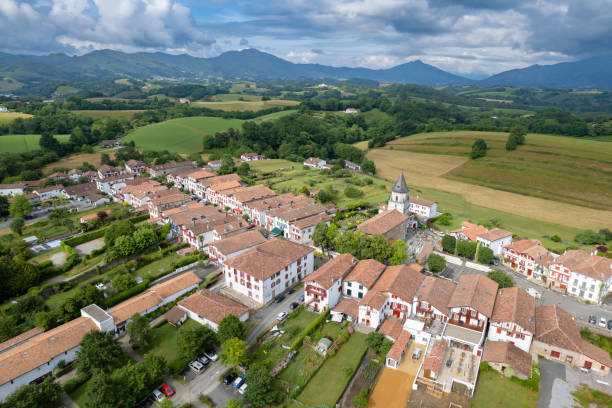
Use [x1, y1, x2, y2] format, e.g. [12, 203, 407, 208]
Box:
[189, 360, 205, 374]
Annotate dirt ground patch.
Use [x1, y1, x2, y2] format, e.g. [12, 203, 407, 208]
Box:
[42, 151, 115, 174]
[50, 250, 67, 266]
[74, 238, 104, 256]
[369, 368, 414, 408]
[367, 148, 612, 230]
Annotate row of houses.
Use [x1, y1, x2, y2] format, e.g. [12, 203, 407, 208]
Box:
[303, 254, 612, 398]
[0, 271, 254, 402]
[504, 239, 612, 304]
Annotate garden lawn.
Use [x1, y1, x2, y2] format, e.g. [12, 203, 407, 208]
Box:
[297, 332, 368, 407]
[133, 252, 182, 279]
[140, 319, 199, 373]
[471, 369, 538, 408]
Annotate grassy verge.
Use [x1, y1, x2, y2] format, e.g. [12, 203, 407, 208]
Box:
[571, 384, 612, 408]
[139, 319, 200, 373]
[297, 332, 368, 407]
[472, 365, 538, 408]
[581, 328, 612, 358]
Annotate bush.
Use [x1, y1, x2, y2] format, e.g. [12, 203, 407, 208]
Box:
[433, 212, 453, 226]
[60, 241, 78, 257]
[63, 375, 90, 393]
[457, 240, 477, 259]
[64, 228, 107, 247]
[427, 253, 446, 272]
[344, 186, 364, 198]
[478, 246, 494, 264]
[104, 279, 150, 308]
[129, 214, 151, 223]
[550, 235, 562, 242]
[441, 235, 456, 253]
[198, 394, 215, 407]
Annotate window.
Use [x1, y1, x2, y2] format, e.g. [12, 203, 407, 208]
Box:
[550, 350, 561, 359]
[496, 327, 502, 334]
[347, 289, 352, 296]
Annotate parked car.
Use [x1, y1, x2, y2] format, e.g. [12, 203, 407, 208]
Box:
[204, 350, 218, 362]
[446, 359, 452, 367]
[224, 373, 238, 385]
[151, 389, 164, 402]
[588, 315, 597, 324]
[289, 302, 299, 310]
[197, 355, 210, 365]
[608, 320, 612, 330]
[299, 294, 304, 302]
[412, 349, 422, 360]
[189, 361, 205, 374]
[232, 375, 246, 389]
[275, 294, 285, 303]
[599, 317, 607, 328]
[160, 385, 175, 397]
[238, 383, 248, 395]
[287, 288, 295, 295]
[277, 311, 288, 321]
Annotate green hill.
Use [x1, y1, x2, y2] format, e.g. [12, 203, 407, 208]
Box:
[124, 116, 244, 153]
[0, 134, 70, 153]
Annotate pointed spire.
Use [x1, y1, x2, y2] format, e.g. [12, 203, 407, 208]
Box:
[392, 173, 409, 194]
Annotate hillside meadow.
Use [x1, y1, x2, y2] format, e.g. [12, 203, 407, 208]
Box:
[364, 131, 612, 231]
[0, 112, 33, 123]
[42, 150, 116, 174]
[72, 110, 146, 119]
[0, 134, 70, 153]
[124, 116, 244, 153]
[190, 99, 299, 111]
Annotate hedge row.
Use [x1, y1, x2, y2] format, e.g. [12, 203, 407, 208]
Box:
[64, 228, 106, 247]
[291, 308, 330, 350]
[103, 279, 150, 308]
[129, 213, 150, 223]
[63, 375, 90, 394]
[60, 241, 78, 256]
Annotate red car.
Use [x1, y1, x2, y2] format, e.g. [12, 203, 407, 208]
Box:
[160, 384, 175, 397]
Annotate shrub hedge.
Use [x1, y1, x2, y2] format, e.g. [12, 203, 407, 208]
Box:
[64, 228, 106, 247]
[63, 375, 90, 393]
[103, 279, 150, 308]
[291, 309, 330, 350]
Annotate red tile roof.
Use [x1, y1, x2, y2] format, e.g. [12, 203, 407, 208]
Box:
[483, 340, 532, 378]
[305, 253, 358, 289]
[448, 274, 499, 318]
[357, 210, 410, 235]
[491, 287, 535, 334]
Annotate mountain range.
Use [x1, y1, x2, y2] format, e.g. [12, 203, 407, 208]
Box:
[1, 48, 612, 90]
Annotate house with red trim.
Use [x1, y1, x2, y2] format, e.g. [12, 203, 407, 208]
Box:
[303, 254, 358, 312]
[413, 276, 457, 323]
[487, 287, 535, 352]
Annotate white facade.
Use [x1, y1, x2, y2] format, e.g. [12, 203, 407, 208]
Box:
[358, 302, 386, 329]
[343, 281, 368, 300]
[0, 186, 25, 196]
[303, 279, 342, 312]
[487, 321, 532, 352]
[224, 252, 314, 305]
[477, 235, 513, 256]
[409, 201, 437, 219]
[35, 187, 64, 200]
[568, 271, 611, 303]
[412, 299, 449, 322]
[179, 306, 249, 331]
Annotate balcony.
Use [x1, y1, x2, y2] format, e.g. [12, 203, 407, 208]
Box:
[447, 318, 484, 332]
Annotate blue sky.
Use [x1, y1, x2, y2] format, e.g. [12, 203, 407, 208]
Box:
[1, 0, 611, 76]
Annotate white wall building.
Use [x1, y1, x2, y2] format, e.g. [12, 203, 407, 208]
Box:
[303, 254, 358, 312]
[476, 228, 513, 256]
[487, 287, 535, 352]
[409, 197, 438, 219]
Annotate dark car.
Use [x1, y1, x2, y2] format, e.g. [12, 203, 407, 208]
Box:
[588, 315, 597, 324]
[289, 302, 299, 310]
[275, 294, 285, 303]
[224, 373, 238, 385]
[299, 294, 305, 302]
[446, 359, 452, 367]
[287, 288, 295, 295]
[608, 320, 612, 330]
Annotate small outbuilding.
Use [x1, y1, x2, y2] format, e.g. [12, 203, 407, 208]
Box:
[315, 337, 333, 356]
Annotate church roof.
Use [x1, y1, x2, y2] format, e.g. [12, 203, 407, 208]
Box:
[391, 173, 409, 194]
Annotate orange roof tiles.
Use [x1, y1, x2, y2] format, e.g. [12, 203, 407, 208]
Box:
[179, 289, 249, 325]
[305, 253, 358, 289]
[357, 210, 410, 235]
[448, 274, 499, 318]
[345, 259, 386, 289]
[483, 340, 532, 378]
[491, 287, 535, 334]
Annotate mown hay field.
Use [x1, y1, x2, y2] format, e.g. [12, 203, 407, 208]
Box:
[42, 150, 116, 174]
[124, 116, 244, 153]
[386, 131, 612, 210]
[367, 132, 612, 231]
[190, 99, 299, 111]
[0, 134, 70, 153]
[72, 110, 146, 119]
[0, 112, 33, 123]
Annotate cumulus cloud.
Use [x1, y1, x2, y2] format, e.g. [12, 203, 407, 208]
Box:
[1, 0, 611, 75]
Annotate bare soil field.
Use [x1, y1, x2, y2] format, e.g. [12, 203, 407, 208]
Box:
[368, 368, 414, 408]
[42, 150, 116, 174]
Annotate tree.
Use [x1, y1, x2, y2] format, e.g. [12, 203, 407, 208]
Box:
[220, 337, 248, 366]
[470, 138, 487, 159]
[133, 225, 159, 251]
[441, 235, 456, 253]
[84, 373, 122, 408]
[244, 365, 276, 408]
[202, 134, 214, 150]
[178, 324, 217, 361]
[316, 189, 332, 203]
[9, 194, 32, 217]
[112, 273, 136, 292]
[487, 269, 515, 288]
[389, 239, 407, 265]
[104, 219, 136, 247]
[365, 332, 385, 352]
[236, 162, 250, 176]
[225, 397, 243, 408]
[48, 208, 70, 226]
[113, 235, 137, 257]
[39, 131, 61, 152]
[435, 212, 453, 226]
[0, 195, 9, 218]
[427, 253, 446, 272]
[312, 223, 330, 250]
[456, 240, 477, 259]
[510, 126, 527, 145]
[126, 313, 151, 350]
[505, 134, 518, 151]
[353, 388, 369, 408]
[158, 398, 176, 408]
[218, 155, 235, 175]
[4, 376, 63, 408]
[76, 330, 124, 377]
[344, 185, 363, 198]
[361, 159, 376, 174]
[217, 315, 247, 344]
[477, 246, 494, 264]
[10, 217, 25, 235]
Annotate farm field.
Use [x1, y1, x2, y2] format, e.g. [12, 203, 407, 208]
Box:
[124, 116, 244, 153]
[0, 134, 70, 153]
[366, 131, 612, 231]
[210, 93, 261, 101]
[0, 112, 33, 123]
[386, 131, 612, 210]
[42, 150, 116, 174]
[190, 99, 299, 111]
[250, 109, 297, 122]
[72, 109, 146, 119]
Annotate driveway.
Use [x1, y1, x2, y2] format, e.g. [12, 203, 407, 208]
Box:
[538, 358, 566, 408]
[246, 288, 304, 345]
[74, 238, 104, 256]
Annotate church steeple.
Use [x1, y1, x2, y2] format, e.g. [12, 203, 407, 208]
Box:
[387, 173, 410, 214]
[392, 173, 409, 194]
